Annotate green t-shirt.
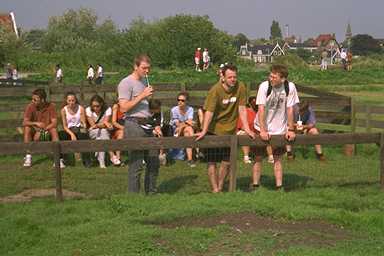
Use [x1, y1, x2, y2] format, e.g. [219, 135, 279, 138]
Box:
[204, 81, 247, 135]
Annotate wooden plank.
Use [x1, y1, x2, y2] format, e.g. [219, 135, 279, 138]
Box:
[0, 119, 23, 128]
[351, 98, 356, 132]
[0, 133, 381, 155]
[381, 133, 384, 190]
[356, 119, 384, 129]
[52, 142, 63, 202]
[238, 133, 380, 147]
[355, 105, 384, 114]
[188, 83, 213, 91]
[228, 135, 238, 192]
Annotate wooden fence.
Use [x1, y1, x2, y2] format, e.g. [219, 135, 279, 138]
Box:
[0, 133, 383, 201]
[0, 82, 352, 141]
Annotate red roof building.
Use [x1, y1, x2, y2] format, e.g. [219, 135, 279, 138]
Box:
[0, 12, 18, 37]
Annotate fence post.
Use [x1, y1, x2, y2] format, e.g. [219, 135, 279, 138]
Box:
[53, 142, 64, 202]
[350, 98, 356, 133]
[380, 133, 384, 190]
[366, 105, 371, 133]
[228, 135, 238, 192]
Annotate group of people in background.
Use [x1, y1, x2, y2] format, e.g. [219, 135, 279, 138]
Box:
[21, 54, 325, 195]
[194, 47, 210, 72]
[4, 63, 18, 80]
[320, 48, 353, 71]
[53, 63, 104, 84]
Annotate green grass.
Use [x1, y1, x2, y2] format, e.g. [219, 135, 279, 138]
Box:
[1, 144, 384, 255]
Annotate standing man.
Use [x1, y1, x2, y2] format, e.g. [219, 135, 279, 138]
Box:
[87, 64, 95, 84]
[118, 54, 160, 194]
[194, 48, 202, 72]
[95, 64, 103, 85]
[202, 48, 210, 71]
[55, 64, 63, 84]
[252, 64, 299, 190]
[196, 64, 255, 193]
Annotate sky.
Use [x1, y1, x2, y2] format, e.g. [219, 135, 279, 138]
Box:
[1, 0, 383, 41]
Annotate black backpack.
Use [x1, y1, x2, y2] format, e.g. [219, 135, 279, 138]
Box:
[266, 80, 290, 97]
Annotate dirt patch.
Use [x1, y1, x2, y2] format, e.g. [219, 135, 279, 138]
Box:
[0, 189, 86, 203]
[155, 212, 351, 255]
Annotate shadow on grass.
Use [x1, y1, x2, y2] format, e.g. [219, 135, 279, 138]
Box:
[158, 175, 198, 194]
[237, 173, 314, 192]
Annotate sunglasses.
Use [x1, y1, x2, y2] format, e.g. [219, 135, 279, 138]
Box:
[177, 99, 185, 102]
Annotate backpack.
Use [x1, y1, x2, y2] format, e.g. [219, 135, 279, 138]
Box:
[267, 80, 290, 97]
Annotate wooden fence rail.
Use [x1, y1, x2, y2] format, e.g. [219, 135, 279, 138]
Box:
[0, 133, 382, 201]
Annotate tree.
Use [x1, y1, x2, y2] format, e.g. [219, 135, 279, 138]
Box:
[351, 34, 381, 55]
[233, 33, 249, 50]
[270, 20, 282, 41]
[0, 27, 23, 66]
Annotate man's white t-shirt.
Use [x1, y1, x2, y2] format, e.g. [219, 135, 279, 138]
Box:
[56, 68, 63, 79]
[97, 66, 103, 77]
[254, 81, 299, 135]
[87, 67, 95, 79]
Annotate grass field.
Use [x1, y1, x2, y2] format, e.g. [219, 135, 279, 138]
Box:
[1, 144, 384, 255]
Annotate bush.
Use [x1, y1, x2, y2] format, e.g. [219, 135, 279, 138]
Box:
[272, 53, 308, 69]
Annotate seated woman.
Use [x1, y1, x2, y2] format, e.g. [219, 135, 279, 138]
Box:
[287, 101, 325, 161]
[86, 95, 120, 168]
[170, 92, 196, 167]
[60, 92, 91, 167]
[111, 102, 125, 164]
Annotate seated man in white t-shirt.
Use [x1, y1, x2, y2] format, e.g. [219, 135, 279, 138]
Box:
[252, 64, 299, 191]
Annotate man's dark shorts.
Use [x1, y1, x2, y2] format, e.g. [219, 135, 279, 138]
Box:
[251, 130, 286, 157]
[202, 132, 230, 163]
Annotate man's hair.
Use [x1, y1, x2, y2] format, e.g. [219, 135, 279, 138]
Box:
[134, 54, 151, 67]
[177, 92, 189, 101]
[221, 63, 237, 77]
[149, 99, 162, 110]
[32, 88, 47, 102]
[271, 64, 289, 79]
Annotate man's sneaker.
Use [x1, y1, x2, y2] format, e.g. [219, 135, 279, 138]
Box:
[243, 156, 252, 164]
[249, 183, 260, 192]
[316, 153, 326, 161]
[267, 155, 274, 164]
[287, 151, 295, 161]
[111, 156, 121, 166]
[99, 162, 106, 169]
[23, 155, 32, 167]
[187, 160, 196, 168]
[159, 153, 167, 166]
[53, 159, 66, 168]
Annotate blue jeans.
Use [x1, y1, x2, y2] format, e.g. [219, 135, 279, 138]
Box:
[124, 120, 159, 193]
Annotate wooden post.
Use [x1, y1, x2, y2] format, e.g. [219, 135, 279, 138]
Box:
[350, 98, 356, 133]
[366, 105, 371, 133]
[228, 135, 238, 192]
[380, 133, 384, 190]
[53, 142, 64, 202]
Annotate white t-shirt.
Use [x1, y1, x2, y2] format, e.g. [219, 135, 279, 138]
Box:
[203, 51, 209, 63]
[56, 68, 63, 78]
[340, 51, 347, 60]
[85, 106, 112, 122]
[97, 66, 103, 77]
[254, 81, 299, 135]
[87, 67, 95, 79]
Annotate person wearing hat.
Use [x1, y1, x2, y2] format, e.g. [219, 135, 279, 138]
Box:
[194, 48, 202, 71]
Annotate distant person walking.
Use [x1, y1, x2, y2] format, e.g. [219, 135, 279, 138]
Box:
[340, 49, 347, 70]
[55, 64, 63, 83]
[87, 64, 95, 84]
[320, 50, 328, 71]
[194, 47, 202, 72]
[95, 64, 103, 85]
[347, 51, 353, 71]
[203, 48, 210, 71]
